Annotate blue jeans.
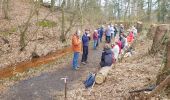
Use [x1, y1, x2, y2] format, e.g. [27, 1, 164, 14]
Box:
[72, 52, 79, 69]
[93, 40, 98, 49]
[100, 37, 102, 42]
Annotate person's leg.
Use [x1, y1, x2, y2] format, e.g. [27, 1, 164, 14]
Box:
[75, 52, 80, 68]
[96, 39, 98, 48]
[108, 36, 111, 43]
[97, 38, 99, 46]
[114, 32, 117, 38]
[84, 46, 88, 62]
[111, 33, 113, 39]
[72, 52, 78, 69]
[100, 36, 102, 42]
[93, 40, 96, 49]
[106, 36, 108, 43]
[81, 46, 85, 62]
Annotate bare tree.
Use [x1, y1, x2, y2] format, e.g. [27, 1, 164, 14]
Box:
[60, 0, 66, 42]
[19, 1, 41, 51]
[51, 0, 55, 11]
[2, 0, 10, 19]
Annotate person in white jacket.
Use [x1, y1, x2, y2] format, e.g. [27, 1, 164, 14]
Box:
[111, 42, 120, 61]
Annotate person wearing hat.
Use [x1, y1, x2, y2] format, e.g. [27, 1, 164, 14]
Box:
[72, 30, 81, 70]
[100, 44, 115, 67]
[81, 29, 90, 65]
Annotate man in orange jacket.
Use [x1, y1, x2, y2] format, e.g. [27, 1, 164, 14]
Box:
[72, 30, 81, 70]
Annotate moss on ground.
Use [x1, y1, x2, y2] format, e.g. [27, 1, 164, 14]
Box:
[36, 20, 57, 28]
[0, 27, 17, 37]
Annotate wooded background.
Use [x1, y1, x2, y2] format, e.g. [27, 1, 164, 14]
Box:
[0, 0, 169, 51]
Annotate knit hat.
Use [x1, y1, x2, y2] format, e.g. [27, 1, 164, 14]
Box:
[94, 30, 98, 33]
[104, 43, 110, 49]
[76, 30, 81, 36]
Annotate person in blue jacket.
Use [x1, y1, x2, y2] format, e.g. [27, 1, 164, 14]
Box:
[98, 25, 104, 43]
[81, 29, 90, 65]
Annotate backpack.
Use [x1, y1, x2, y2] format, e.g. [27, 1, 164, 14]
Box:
[84, 73, 95, 88]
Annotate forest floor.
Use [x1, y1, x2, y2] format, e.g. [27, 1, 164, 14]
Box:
[0, 37, 167, 100]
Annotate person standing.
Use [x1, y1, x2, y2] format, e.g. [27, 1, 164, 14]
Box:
[119, 24, 124, 35]
[81, 29, 90, 65]
[132, 26, 138, 38]
[110, 25, 115, 40]
[93, 30, 98, 50]
[114, 24, 118, 38]
[105, 25, 111, 43]
[72, 30, 81, 70]
[98, 25, 105, 43]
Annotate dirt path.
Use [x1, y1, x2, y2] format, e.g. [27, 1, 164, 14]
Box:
[0, 45, 103, 100]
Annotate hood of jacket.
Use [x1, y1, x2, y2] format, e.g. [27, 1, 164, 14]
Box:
[104, 49, 112, 54]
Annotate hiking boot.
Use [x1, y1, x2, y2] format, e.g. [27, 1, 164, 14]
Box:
[73, 67, 79, 71]
[85, 61, 89, 63]
[81, 62, 86, 65]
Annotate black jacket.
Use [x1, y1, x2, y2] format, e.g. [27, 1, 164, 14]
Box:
[100, 49, 114, 67]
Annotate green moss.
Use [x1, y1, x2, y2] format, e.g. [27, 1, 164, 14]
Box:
[36, 20, 57, 28]
[0, 27, 17, 37]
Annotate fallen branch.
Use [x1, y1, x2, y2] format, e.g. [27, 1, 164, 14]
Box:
[129, 85, 156, 93]
[147, 75, 170, 99]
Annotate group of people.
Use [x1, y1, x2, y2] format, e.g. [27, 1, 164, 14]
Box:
[72, 29, 91, 70]
[72, 24, 138, 70]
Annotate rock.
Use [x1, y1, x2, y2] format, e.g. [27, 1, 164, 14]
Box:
[31, 52, 40, 58]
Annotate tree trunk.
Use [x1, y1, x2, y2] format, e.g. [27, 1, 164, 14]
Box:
[123, 0, 130, 21]
[2, 0, 10, 19]
[147, 0, 152, 22]
[150, 24, 169, 54]
[156, 41, 170, 98]
[60, 0, 66, 42]
[147, 24, 157, 39]
[147, 75, 170, 99]
[95, 67, 112, 84]
[137, 0, 144, 21]
[67, 0, 71, 8]
[20, 2, 40, 51]
[38, 0, 43, 4]
[136, 21, 143, 33]
[51, 0, 55, 11]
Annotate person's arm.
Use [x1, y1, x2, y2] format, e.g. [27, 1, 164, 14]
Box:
[73, 36, 80, 46]
[101, 52, 105, 61]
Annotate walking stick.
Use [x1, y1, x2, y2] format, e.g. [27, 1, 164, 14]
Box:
[61, 76, 68, 100]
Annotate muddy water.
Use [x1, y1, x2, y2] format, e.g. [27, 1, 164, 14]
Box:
[0, 47, 72, 79]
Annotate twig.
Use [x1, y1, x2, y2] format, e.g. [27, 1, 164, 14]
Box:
[88, 81, 96, 95]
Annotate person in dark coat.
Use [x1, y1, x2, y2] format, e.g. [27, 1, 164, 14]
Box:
[100, 44, 115, 67]
[98, 25, 105, 43]
[81, 29, 90, 65]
